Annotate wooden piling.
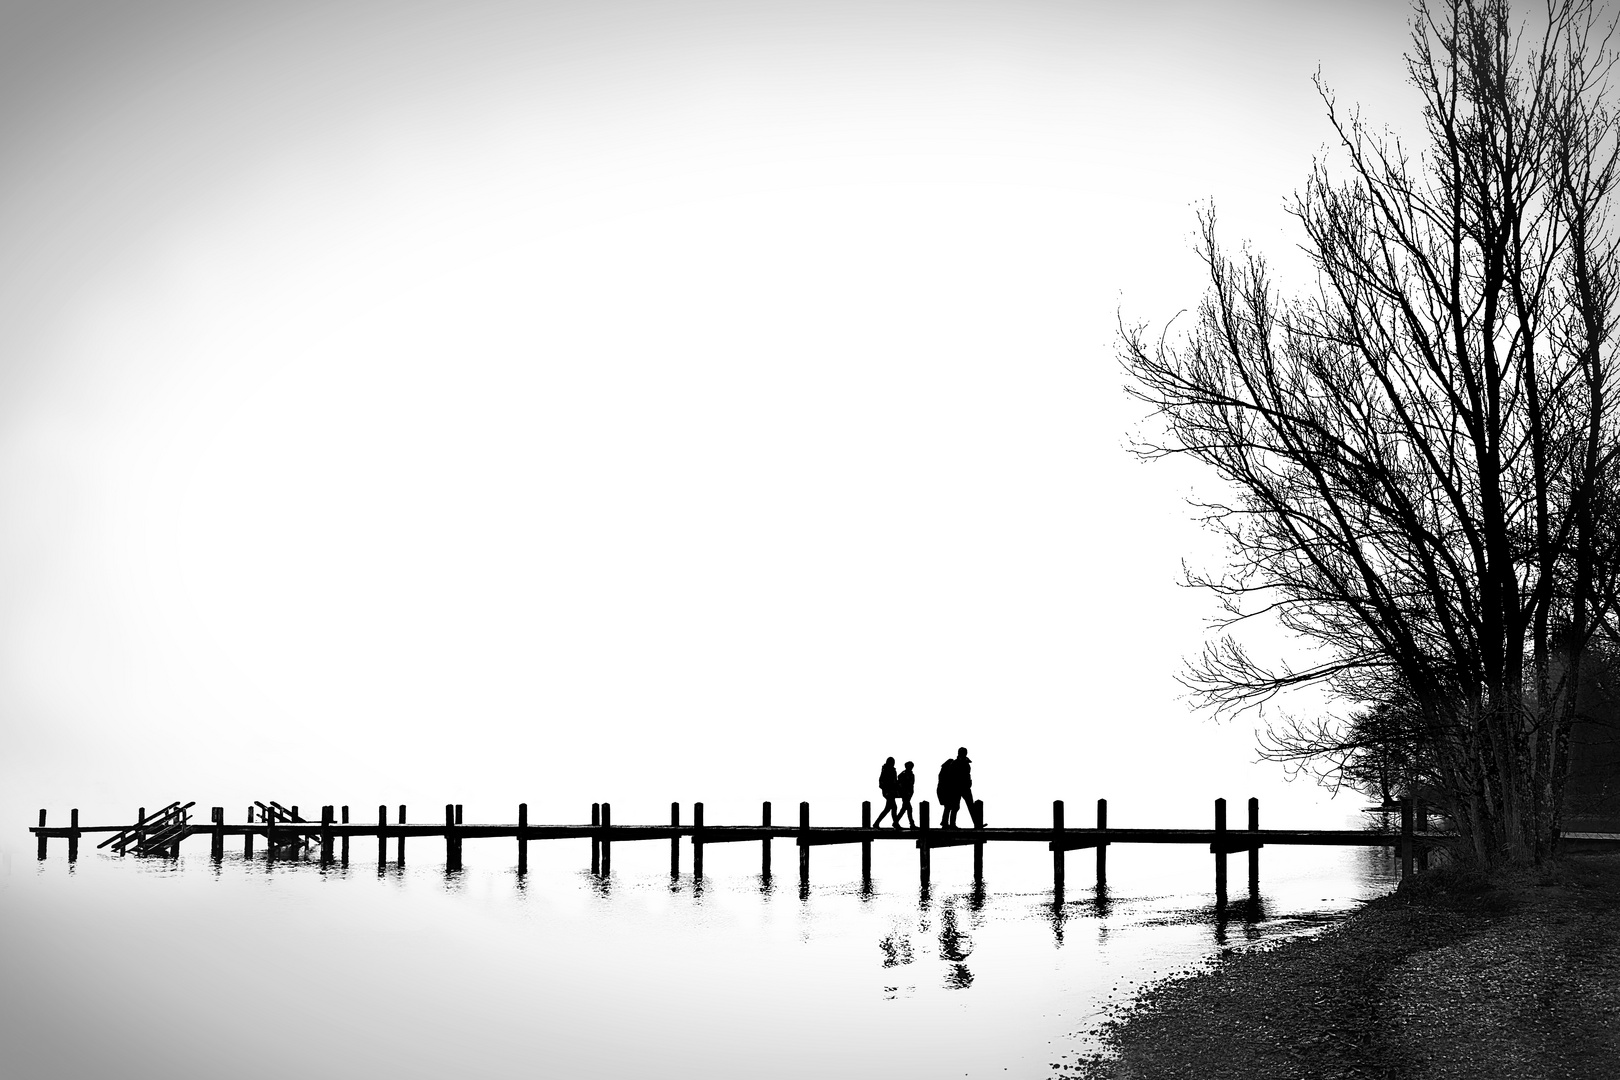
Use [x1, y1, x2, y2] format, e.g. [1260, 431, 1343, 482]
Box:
[444, 804, 460, 873]
[341, 806, 350, 867]
[760, 801, 772, 879]
[918, 801, 931, 886]
[860, 801, 872, 882]
[245, 806, 254, 859]
[1052, 800, 1065, 893]
[377, 805, 388, 866]
[1097, 798, 1108, 889]
[266, 804, 276, 865]
[37, 809, 46, 860]
[69, 808, 80, 863]
[517, 803, 528, 876]
[798, 802, 810, 885]
[398, 804, 407, 865]
[211, 807, 224, 861]
[670, 802, 680, 877]
[1214, 798, 1228, 907]
[600, 802, 612, 876]
[590, 802, 601, 875]
[1247, 797, 1260, 898]
[1400, 797, 1414, 879]
[320, 805, 334, 865]
[693, 802, 705, 879]
[455, 803, 463, 826]
[972, 800, 985, 885]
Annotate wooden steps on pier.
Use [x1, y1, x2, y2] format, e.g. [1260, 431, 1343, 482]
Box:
[95, 801, 196, 856]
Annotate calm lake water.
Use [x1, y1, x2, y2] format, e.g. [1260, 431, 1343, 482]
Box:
[2, 826, 1399, 1080]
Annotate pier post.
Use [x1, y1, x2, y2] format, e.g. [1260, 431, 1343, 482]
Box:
[444, 804, 460, 873]
[1400, 797, 1414, 879]
[378, 805, 388, 867]
[211, 807, 224, 862]
[798, 802, 810, 886]
[670, 803, 680, 878]
[69, 808, 80, 863]
[590, 803, 600, 875]
[321, 806, 334, 866]
[1096, 798, 1108, 890]
[1214, 798, 1228, 907]
[918, 800, 931, 887]
[517, 803, 529, 876]
[341, 806, 350, 867]
[136, 806, 146, 855]
[1416, 801, 1429, 871]
[245, 806, 254, 859]
[266, 805, 277, 865]
[761, 801, 772, 879]
[455, 804, 463, 826]
[600, 802, 612, 876]
[972, 800, 985, 886]
[1247, 797, 1260, 899]
[398, 805, 408, 866]
[693, 802, 705, 880]
[1052, 800, 1065, 895]
[860, 801, 872, 883]
[37, 809, 45, 860]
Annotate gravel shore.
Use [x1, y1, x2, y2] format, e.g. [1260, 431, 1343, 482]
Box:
[1068, 852, 1620, 1080]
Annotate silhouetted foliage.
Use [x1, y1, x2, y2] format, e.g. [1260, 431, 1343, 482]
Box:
[1123, 0, 1620, 865]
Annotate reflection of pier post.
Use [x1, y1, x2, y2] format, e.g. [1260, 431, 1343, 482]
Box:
[918, 800, 931, 887]
[1052, 800, 1065, 897]
[798, 802, 810, 885]
[1096, 798, 1108, 891]
[760, 801, 772, 879]
[860, 801, 872, 883]
[1214, 798, 1228, 908]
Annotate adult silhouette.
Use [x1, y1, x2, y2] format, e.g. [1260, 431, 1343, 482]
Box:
[894, 761, 917, 829]
[954, 747, 980, 827]
[936, 754, 962, 828]
[873, 756, 901, 828]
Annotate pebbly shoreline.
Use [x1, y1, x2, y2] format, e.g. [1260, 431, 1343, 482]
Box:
[1067, 853, 1620, 1080]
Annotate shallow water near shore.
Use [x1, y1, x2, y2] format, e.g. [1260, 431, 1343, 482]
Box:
[2, 831, 1399, 1080]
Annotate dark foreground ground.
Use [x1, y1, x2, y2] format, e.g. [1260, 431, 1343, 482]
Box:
[1070, 852, 1620, 1080]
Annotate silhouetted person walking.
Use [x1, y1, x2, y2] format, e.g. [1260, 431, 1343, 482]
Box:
[873, 756, 900, 828]
[954, 747, 981, 827]
[937, 755, 962, 828]
[895, 761, 917, 828]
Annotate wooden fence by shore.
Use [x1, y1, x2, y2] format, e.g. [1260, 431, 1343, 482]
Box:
[23, 796, 1508, 905]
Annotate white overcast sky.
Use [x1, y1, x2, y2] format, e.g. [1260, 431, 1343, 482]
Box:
[0, 0, 1420, 840]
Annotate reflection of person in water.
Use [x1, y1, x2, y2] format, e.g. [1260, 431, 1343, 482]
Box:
[894, 761, 917, 829]
[873, 756, 900, 827]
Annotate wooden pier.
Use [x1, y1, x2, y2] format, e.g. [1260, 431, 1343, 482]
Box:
[22, 795, 1497, 905]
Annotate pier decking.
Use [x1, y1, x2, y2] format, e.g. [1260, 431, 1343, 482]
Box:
[24, 795, 1503, 906]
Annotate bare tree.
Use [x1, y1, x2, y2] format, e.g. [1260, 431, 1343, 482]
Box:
[1122, 0, 1620, 866]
